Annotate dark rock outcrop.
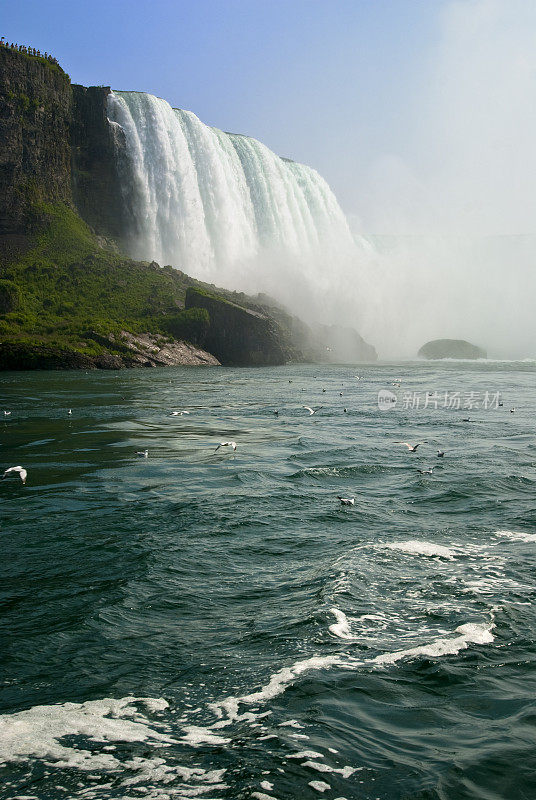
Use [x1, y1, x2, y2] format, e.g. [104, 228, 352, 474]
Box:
[185, 287, 293, 366]
[71, 85, 127, 239]
[0, 47, 71, 233]
[418, 339, 487, 360]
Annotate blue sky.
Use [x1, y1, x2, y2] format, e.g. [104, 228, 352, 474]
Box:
[4, 1, 536, 233]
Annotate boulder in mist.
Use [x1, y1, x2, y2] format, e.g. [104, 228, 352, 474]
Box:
[418, 339, 487, 360]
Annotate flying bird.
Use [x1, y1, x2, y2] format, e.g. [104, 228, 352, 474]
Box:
[337, 496, 355, 505]
[395, 441, 427, 452]
[215, 441, 237, 452]
[2, 466, 27, 484]
[304, 406, 322, 415]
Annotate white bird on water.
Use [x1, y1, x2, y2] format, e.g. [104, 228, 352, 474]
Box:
[68, 409, 72, 416]
[3, 410, 11, 416]
[215, 441, 237, 452]
[170, 410, 190, 416]
[417, 467, 434, 475]
[304, 406, 322, 416]
[136, 449, 149, 458]
[2, 466, 27, 484]
[437, 450, 445, 458]
[337, 496, 355, 506]
[395, 441, 427, 452]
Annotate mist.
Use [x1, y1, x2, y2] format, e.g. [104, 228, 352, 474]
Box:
[348, 0, 536, 359]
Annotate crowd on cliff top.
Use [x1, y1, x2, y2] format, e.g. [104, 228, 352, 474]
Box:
[0, 37, 60, 66]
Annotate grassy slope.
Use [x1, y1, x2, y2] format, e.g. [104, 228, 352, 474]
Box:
[0, 202, 221, 358]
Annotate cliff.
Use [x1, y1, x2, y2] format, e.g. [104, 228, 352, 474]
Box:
[0, 46, 71, 234]
[185, 287, 294, 366]
[71, 85, 127, 239]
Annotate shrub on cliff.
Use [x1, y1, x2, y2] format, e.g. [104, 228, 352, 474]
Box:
[0, 279, 20, 312]
[163, 307, 210, 346]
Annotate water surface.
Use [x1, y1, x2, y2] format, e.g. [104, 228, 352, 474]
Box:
[1, 362, 535, 799]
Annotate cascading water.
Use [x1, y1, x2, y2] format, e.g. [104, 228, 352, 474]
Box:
[106, 91, 371, 328]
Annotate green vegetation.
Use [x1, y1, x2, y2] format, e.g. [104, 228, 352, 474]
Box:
[163, 307, 210, 345]
[0, 201, 214, 362]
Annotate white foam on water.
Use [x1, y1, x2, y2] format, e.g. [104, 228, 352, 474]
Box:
[309, 780, 331, 792]
[373, 621, 495, 666]
[260, 780, 274, 791]
[286, 750, 325, 760]
[0, 697, 174, 771]
[179, 726, 231, 747]
[384, 540, 455, 559]
[209, 655, 344, 721]
[252, 793, 276, 800]
[278, 720, 304, 728]
[0, 696, 230, 800]
[329, 608, 355, 639]
[495, 530, 536, 543]
[301, 761, 357, 778]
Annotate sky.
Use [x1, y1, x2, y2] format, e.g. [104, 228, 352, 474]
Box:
[7, 0, 535, 236]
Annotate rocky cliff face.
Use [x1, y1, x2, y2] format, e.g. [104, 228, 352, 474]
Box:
[71, 85, 126, 239]
[0, 47, 72, 233]
[0, 47, 125, 240]
[185, 287, 294, 366]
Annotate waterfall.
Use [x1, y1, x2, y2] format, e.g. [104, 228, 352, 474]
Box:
[106, 90, 369, 327]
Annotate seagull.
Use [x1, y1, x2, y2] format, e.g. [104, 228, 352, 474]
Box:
[170, 410, 190, 416]
[437, 450, 445, 457]
[337, 496, 355, 505]
[2, 466, 27, 484]
[395, 441, 427, 452]
[136, 449, 149, 458]
[274, 410, 279, 416]
[418, 467, 434, 474]
[343, 408, 347, 413]
[68, 409, 72, 415]
[3, 410, 11, 416]
[215, 441, 237, 452]
[510, 408, 516, 413]
[304, 406, 322, 415]
[498, 401, 504, 407]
